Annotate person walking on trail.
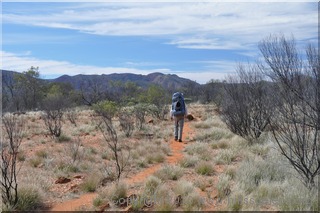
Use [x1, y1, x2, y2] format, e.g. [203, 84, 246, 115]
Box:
[170, 92, 187, 142]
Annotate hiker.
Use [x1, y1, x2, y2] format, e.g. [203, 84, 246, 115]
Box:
[170, 92, 187, 142]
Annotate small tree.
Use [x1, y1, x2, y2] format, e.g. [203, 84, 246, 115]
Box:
[80, 78, 106, 106]
[1, 114, 25, 209]
[259, 34, 320, 188]
[42, 95, 65, 137]
[133, 103, 150, 130]
[118, 108, 135, 137]
[65, 108, 78, 127]
[14, 66, 44, 111]
[220, 63, 273, 143]
[93, 101, 130, 182]
[140, 85, 168, 120]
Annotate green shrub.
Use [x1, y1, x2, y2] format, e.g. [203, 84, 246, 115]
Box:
[16, 187, 43, 210]
[195, 161, 215, 176]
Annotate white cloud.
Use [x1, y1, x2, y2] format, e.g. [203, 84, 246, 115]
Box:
[3, 2, 317, 49]
[1, 51, 233, 84]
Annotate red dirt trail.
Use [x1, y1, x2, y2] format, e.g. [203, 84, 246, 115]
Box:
[50, 122, 192, 211]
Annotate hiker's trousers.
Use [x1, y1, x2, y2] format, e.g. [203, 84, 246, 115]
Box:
[174, 116, 184, 140]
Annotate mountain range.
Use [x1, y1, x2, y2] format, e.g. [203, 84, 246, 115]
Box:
[2, 70, 199, 91]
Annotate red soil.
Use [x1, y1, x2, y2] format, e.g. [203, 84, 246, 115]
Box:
[50, 122, 192, 211]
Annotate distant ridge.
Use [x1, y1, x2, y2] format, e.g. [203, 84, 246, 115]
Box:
[51, 72, 198, 91]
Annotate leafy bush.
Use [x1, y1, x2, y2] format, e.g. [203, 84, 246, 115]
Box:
[93, 100, 118, 120]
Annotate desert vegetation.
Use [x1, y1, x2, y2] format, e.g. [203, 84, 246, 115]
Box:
[1, 34, 319, 211]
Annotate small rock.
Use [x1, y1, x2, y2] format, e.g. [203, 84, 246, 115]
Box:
[73, 175, 83, 179]
[186, 114, 194, 121]
[55, 177, 71, 184]
[175, 195, 182, 207]
[147, 119, 154, 124]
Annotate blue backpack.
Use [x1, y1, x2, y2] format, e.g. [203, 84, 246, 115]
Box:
[172, 92, 185, 117]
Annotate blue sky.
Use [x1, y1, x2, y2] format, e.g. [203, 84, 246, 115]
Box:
[1, 1, 318, 84]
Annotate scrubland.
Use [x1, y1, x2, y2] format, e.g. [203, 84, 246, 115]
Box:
[1, 103, 318, 211]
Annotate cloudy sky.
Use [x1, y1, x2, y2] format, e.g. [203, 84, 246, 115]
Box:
[1, 1, 318, 84]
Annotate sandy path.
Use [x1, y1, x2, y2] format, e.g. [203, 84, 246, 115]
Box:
[50, 122, 192, 211]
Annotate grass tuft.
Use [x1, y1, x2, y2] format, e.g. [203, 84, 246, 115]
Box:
[182, 192, 205, 211]
[154, 165, 183, 181]
[108, 182, 127, 204]
[80, 174, 101, 192]
[16, 186, 43, 210]
[179, 155, 198, 168]
[195, 161, 215, 176]
[144, 176, 162, 196]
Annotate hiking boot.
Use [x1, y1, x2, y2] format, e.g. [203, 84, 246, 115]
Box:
[174, 137, 178, 141]
[179, 139, 182, 142]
